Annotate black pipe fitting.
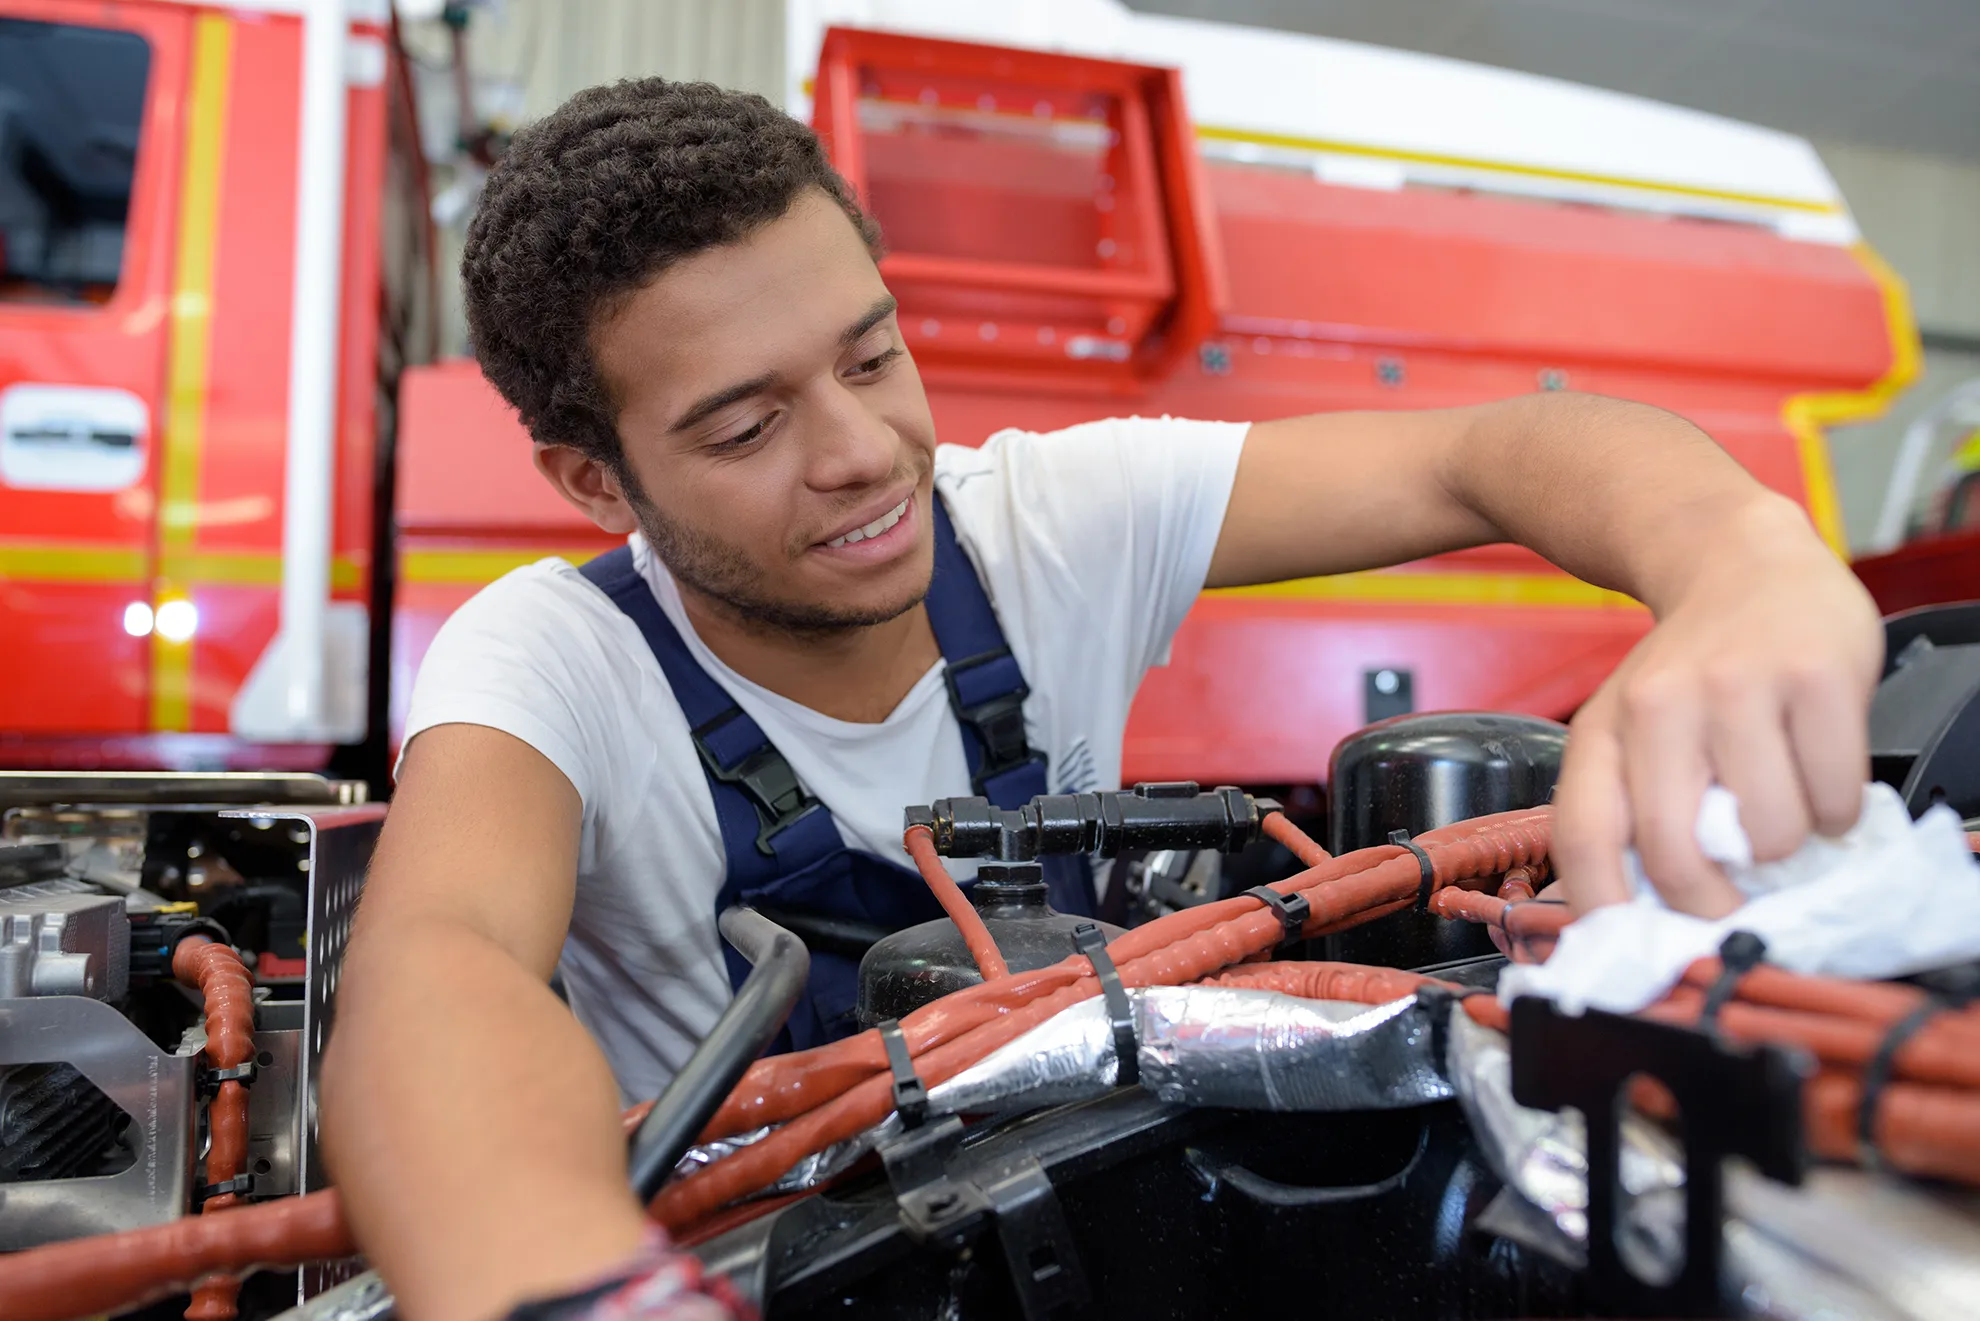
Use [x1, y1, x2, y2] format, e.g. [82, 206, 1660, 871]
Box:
[906, 783, 1276, 860]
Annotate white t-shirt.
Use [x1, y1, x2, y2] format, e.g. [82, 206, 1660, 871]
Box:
[401, 416, 1248, 1101]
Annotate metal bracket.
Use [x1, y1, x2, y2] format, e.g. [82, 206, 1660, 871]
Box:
[1510, 996, 1810, 1317]
[879, 1115, 1091, 1319]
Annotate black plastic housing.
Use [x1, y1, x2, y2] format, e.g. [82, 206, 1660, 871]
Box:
[856, 866, 1127, 1027]
[1326, 711, 1567, 970]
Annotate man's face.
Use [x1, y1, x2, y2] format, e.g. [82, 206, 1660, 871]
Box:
[587, 189, 938, 635]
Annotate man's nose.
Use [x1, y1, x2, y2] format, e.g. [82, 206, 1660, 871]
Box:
[804, 381, 900, 490]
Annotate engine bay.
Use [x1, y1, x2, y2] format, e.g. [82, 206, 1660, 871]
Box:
[6, 605, 1980, 1321]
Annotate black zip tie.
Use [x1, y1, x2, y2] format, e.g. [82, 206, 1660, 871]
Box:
[1245, 885, 1311, 947]
[1073, 923, 1138, 1087]
[1697, 931, 1768, 1036]
[1859, 994, 1963, 1169]
[199, 1174, 255, 1201]
[1390, 830, 1436, 909]
[209, 1061, 256, 1087]
[877, 1019, 928, 1130]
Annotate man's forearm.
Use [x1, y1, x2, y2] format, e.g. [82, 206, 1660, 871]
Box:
[321, 920, 650, 1321]
[1444, 393, 1818, 615]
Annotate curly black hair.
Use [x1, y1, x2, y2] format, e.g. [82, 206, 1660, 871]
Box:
[462, 78, 881, 467]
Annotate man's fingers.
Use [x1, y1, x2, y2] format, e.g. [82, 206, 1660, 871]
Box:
[1787, 666, 1871, 838]
[1619, 672, 1740, 917]
[1704, 674, 1811, 863]
[1551, 712, 1631, 914]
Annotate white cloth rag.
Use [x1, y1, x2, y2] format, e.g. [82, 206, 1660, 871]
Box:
[1499, 782, 1980, 1015]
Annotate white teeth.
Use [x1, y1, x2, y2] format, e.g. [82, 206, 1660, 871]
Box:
[825, 498, 909, 549]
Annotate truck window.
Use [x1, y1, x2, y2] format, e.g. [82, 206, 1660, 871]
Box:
[0, 18, 149, 306]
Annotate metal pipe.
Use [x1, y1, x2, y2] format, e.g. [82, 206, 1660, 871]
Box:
[627, 908, 810, 1201]
[252, 0, 349, 738]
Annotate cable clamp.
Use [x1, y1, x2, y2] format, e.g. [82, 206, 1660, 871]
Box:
[1072, 923, 1139, 1087]
[877, 1019, 928, 1130]
[1859, 993, 1960, 1170]
[1390, 830, 1436, 909]
[1245, 885, 1310, 947]
[199, 1174, 255, 1201]
[199, 1060, 257, 1096]
[1697, 930, 1767, 1036]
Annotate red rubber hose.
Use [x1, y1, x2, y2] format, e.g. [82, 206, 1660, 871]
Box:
[1262, 812, 1330, 866]
[904, 824, 1008, 981]
[170, 937, 257, 1321]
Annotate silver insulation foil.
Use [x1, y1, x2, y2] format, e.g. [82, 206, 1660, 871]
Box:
[671, 1116, 902, 1199]
[934, 986, 1452, 1116]
[670, 986, 1452, 1198]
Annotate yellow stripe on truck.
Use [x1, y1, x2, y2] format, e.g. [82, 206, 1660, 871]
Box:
[1780, 242, 1923, 557]
[154, 13, 234, 732]
[399, 548, 610, 585]
[0, 543, 149, 583]
[1210, 569, 1642, 610]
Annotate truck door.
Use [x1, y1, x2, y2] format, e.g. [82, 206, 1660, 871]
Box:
[0, 3, 189, 736]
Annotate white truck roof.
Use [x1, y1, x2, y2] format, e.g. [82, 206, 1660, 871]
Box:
[788, 0, 1855, 243]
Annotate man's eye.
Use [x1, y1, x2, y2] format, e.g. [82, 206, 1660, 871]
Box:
[712, 416, 772, 452]
[847, 346, 902, 378]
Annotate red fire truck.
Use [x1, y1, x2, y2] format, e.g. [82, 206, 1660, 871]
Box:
[0, 1, 1917, 797]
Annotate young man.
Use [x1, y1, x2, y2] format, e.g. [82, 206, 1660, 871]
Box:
[322, 79, 1882, 1321]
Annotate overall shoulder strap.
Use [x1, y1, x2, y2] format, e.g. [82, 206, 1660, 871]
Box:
[925, 495, 1049, 809]
[578, 546, 841, 886]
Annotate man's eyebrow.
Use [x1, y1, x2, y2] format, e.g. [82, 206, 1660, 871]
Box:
[668, 297, 898, 434]
[840, 295, 899, 348]
[671, 371, 777, 434]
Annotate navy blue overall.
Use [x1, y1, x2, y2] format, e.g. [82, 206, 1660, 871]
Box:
[580, 495, 1095, 1051]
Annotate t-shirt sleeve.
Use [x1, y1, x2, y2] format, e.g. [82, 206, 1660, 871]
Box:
[397, 562, 627, 817]
[960, 415, 1248, 680]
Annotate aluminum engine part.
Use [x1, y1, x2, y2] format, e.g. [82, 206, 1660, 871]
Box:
[0, 994, 195, 1248]
[0, 881, 128, 1000]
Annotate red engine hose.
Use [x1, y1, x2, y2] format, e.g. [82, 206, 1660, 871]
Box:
[0, 1189, 352, 1321]
[904, 824, 1008, 981]
[170, 937, 257, 1321]
[1262, 812, 1330, 866]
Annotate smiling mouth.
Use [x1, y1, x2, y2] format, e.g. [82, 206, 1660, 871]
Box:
[823, 497, 909, 549]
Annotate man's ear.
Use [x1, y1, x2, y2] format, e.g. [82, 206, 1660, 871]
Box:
[534, 443, 640, 535]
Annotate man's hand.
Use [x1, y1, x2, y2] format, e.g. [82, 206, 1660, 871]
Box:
[1551, 498, 1883, 916]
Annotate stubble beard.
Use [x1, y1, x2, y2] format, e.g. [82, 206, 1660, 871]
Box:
[625, 480, 930, 639]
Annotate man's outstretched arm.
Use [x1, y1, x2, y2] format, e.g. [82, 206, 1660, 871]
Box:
[320, 725, 655, 1321]
[1209, 392, 1881, 917]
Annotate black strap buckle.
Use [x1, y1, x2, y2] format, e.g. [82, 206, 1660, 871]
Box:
[945, 649, 1041, 793]
[878, 1019, 928, 1130]
[692, 708, 822, 856]
[1072, 923, 1138, 1087]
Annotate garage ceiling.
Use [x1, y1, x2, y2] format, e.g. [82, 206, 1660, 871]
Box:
[1126, 0, 1980, 163]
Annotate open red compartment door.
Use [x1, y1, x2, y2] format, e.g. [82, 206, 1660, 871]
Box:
[812, 26, 1226, 391]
